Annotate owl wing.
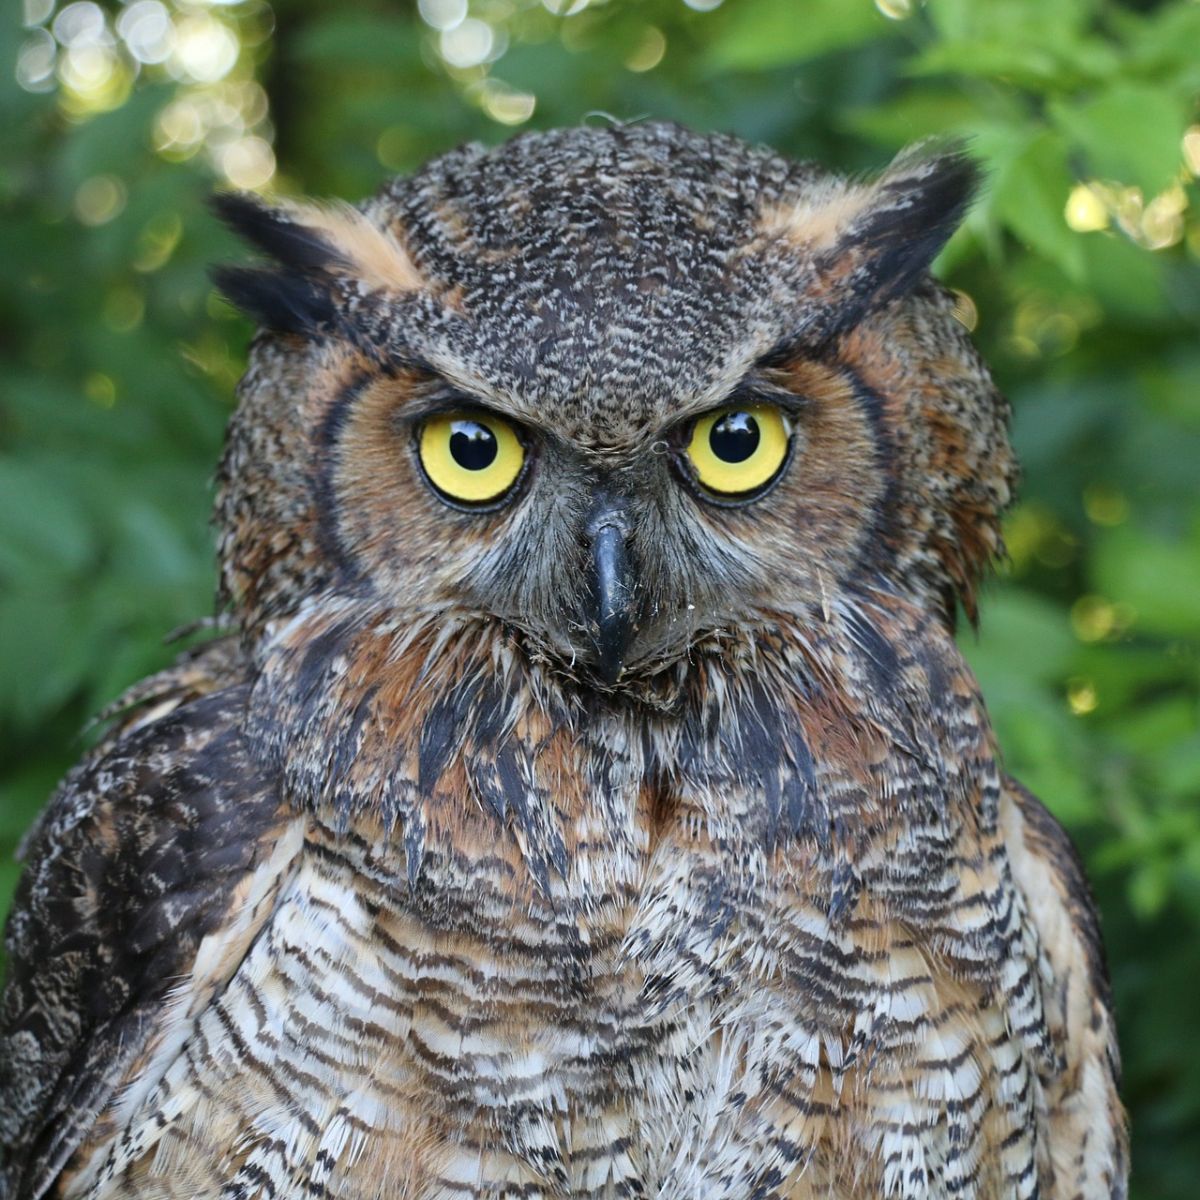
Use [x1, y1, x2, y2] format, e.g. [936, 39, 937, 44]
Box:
[1001, 778, 1129, 1198]
[0, 639, 298, 1200]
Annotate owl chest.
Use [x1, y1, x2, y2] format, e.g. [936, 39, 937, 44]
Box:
[105, 815, 769, 1195]
[101, 808, 1035, 1200]
[158, 825, 846, 1195]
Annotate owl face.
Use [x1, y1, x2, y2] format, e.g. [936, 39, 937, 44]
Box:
[215, 124, 1014, 693]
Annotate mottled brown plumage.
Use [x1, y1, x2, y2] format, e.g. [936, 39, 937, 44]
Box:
[1, 122, 1126, 1199]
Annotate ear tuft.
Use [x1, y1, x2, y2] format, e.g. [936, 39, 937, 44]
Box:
[209, 264, 336, 336]
[209, 192, 424, 335]
[210, 192, 346, 277]
[762, 140, 981, 336]
[284, 199, 425, 296]
[859, 143, 981, 306]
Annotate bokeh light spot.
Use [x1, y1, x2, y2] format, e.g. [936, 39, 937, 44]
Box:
[59, 44, 132, 114]
[1035, 526, 1078, 569]
[1065, 183, 1109, 233]
[1184, 126, 1200, 177]
[173, 14, 239, 83]
[1071, 596, 1136, 643]
[478, 80, 537, 125]
[134, 212, 184, 272]
[118, 1, 175, 65]
[1083, 484, 1130, 527]
[218, 135, 276, 189]
[625, 26, 666, 73]
[23, 0, 55, 28]
[1141, 185, 1187, 251]
[74, 175, 127, 226]
[154, 96, 206, 157]
[53, 2, 109, 50]
[418, 0, 468, 33]
[103, 286, 145, 333]
[440, 18, 496, 68]
[1067, 678, 1099, 716]
[84, 372, 117, 409]
[16, 30, 57, 93]
[1072, 596, 1116, 643]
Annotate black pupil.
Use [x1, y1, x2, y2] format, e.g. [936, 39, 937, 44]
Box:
[449, 420, 498, 471]
[709, 411, 760, 463]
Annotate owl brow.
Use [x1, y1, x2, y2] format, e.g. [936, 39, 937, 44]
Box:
[702, 374, 813, 420]
[387, 370, 547, 432]
[740, 376, 815, 416]
[647, 363, 812, 431]
[755, 331, 832, 371]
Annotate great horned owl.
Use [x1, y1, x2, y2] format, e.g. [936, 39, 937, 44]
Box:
[0, 123, 1126, 1200]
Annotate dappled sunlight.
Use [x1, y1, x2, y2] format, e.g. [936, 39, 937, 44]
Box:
[19, 0, 275, 186]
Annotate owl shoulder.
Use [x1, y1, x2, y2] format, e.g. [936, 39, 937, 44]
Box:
[0, 636, 291, 1200]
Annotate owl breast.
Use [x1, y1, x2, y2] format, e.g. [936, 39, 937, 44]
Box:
[74, 694, 1047, 1200]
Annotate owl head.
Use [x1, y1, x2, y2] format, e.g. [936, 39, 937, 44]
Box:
[213, 123, 1014, 700]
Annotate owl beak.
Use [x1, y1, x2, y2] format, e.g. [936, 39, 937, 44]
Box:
[589, 519, 635, 684]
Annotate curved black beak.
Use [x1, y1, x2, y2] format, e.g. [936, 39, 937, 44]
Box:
[590, 521, 635, 684]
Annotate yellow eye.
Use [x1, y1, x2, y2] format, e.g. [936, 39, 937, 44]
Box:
[685, 404, 790, 498]
[418, 411, 526, 506]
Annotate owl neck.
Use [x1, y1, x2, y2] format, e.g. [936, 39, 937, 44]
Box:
[243, 586, 1000, 892]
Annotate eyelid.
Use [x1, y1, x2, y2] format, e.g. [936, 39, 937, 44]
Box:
[741, 384, 811, 417]
[399, 391, 485, 426]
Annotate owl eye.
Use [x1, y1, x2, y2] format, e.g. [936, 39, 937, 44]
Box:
[418, 411, 526, 506]
[684, 404, 791, 498]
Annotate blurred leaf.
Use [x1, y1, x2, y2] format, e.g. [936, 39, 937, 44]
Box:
[1079, 226, 1169, 319]
[291, 15, 425, 70]
[991, 131, 1085, 280]
[1093, 528, 1200, 637]
[1050, 84, 1189, 195]
[968, 588, 1079, 685]
[841, 90, 982, 146]
[1110, 696, 1197, 757]
[0, 459, 94, 578]
[706, 0, 892, 71]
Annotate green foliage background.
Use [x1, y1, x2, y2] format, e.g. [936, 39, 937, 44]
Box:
[2, 0, 1198, 1191]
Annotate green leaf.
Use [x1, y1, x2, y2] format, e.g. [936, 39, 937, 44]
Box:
[967, 587, 1079, 686]
[1110, 697, 1198, 757]
[1092, 527, 1200, 637]
[1122, 4, 1200, 78]
[924, 0, 1098, 46]
[291, 16, 425, 70]
[841, 90, 982, 147]
[0, 458, 95, 579]
[706, 0, 894, 72]
[990, 130, 1084, 280]
[1129, 860, 1172, 919]
[1079, 226, 1168, 319]
[1051, 84, 1188, 195]
[907, 38, 1063, 87]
